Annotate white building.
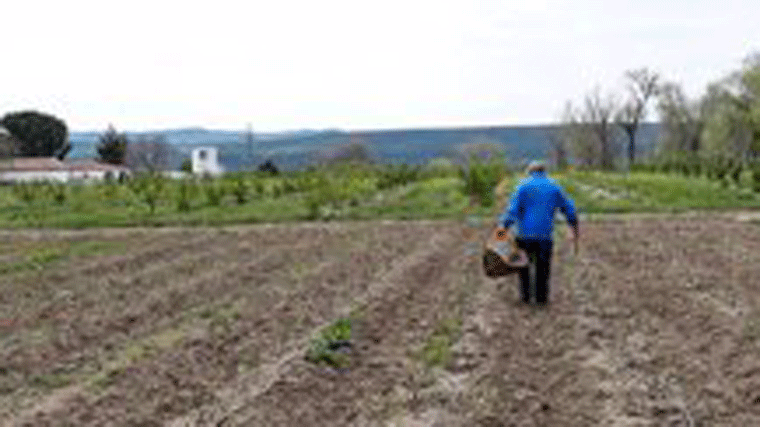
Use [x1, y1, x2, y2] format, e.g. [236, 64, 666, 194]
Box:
[0, 157, 131, 184]
[191, 147, 224, 176]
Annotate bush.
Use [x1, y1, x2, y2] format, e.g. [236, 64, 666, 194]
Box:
[751, 165, 760, 192]
[461, 155, 508, 208]
[204, 182, 222, 206]
[15, 183, 37, 204]
[180, 158, 192, 173]
[231, 177, 248, 205]
[176, 180, 192, 212]
[50, 184, 66, 205]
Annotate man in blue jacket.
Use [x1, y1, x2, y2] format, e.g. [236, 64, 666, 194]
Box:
[498, 160, 578, 306]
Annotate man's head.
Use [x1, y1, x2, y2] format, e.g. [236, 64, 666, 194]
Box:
[526, 160, 547, 175]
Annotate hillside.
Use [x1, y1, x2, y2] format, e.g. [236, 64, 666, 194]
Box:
[68, 123, 662, 170]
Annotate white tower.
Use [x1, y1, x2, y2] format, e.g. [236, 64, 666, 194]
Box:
[191, 147, 224, 175]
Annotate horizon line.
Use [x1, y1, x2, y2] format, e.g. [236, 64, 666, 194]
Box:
[69, 121, 662, 135]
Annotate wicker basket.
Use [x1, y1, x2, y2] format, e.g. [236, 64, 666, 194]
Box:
[482, 228, 529, 277]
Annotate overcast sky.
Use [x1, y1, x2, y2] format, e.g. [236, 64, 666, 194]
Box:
[1, 0, 758, 132]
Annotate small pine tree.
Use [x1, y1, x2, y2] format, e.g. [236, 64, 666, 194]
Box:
[97, 125, 128, 164]
[180, 158, 192, 173]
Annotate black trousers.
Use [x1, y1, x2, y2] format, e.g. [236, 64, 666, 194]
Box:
[515, 238, 554, 304]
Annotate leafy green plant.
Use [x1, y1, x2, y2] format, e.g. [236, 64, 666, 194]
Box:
[305, 317, 352, 368]
[416, 317, 462, 369]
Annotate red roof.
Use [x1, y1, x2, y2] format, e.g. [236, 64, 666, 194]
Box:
[1, 157, 130, 172]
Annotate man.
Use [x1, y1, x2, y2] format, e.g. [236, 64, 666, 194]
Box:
[498, 160, 578, 306]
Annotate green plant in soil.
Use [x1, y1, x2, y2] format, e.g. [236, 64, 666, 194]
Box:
[417, 316, 462, 369]
[305, 317, 352, 368]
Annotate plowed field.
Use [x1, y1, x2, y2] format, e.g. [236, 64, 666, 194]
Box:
[2, 216, 759, 426]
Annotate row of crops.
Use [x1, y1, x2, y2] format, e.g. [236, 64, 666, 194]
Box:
[0, 159, 508, 227]
[633, 152, 760, 190]
[5, 152, 757, 228]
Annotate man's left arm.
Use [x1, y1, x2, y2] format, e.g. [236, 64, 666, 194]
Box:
[556, 187, 579, 238]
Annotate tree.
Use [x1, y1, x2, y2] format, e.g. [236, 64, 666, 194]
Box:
[561, 89, 621, 169]
[657, 82, 710, 154]
[320, 141, 372, 165]
[0, 111, 68, 157]
[0, 127, 18, 160]
[180, 158, 192, 173]
[97, 124, 129, 164]
[616, 68, 659, 167]
[125, 134, 173, 172]
[719, 54, 760, 157]
[456, 135, 505, 165]
[258, 159, 279, 174]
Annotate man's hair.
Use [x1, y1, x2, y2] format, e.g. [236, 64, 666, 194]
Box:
[526, 160, 547, 174]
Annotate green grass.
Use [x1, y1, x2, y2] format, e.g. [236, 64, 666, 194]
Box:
[559, 171, 760, 213]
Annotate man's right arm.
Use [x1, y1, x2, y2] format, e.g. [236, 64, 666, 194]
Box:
[499, 185, 523, 229]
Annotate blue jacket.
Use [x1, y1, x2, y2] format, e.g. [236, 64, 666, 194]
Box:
[499, 171, 578, 240]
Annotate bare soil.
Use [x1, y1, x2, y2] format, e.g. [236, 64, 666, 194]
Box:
[3, 216, 760, 426]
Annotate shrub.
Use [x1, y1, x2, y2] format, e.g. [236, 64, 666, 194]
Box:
[461, 155, 508, 208]
[305, 317, 352, 368]
[180, 158, 192, 173]
[752, 165, 760, 192]
[50, 184, 66, 205]
[15, 182, 37, 204]
[204, 182, 222, 206]
[231, 177, 248, 205]
[176, 180, 191, 212]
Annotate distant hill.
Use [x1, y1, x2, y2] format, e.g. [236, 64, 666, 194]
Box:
[68, 124, 662, 171]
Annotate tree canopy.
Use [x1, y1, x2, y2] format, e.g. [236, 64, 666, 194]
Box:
[97, 125, 129, 164]
[0, 111, 68, 157]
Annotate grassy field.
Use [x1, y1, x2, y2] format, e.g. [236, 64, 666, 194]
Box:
[1, 162, 759, 229]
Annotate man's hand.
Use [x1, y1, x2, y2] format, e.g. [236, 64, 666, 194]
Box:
[495, 227, 510, 241]
[568, 225, 579, 254]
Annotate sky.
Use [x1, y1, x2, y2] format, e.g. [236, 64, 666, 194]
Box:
[1, 0, 758, 132]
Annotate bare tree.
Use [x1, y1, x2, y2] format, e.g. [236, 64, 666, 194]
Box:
[125, 134, 173, 173]
[657, 82, 709, 153]
[557, 101, 590, 167]
[561, 89, 622, 169]
[545, 126, 569, 170]
[617, 68, 659, 167]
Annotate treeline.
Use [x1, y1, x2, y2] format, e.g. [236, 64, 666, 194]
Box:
[557, 52, 760, 170]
